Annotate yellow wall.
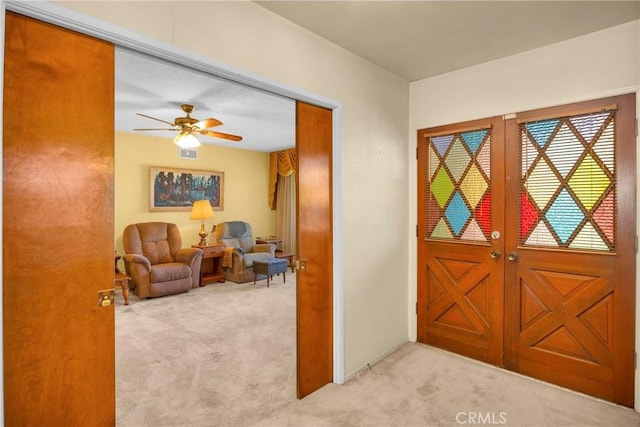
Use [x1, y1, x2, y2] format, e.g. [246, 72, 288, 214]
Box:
[114, 131, 276, 258]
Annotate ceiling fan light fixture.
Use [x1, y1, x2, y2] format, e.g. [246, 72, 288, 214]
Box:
[174, 131, 201, 148]
[135, 104, 243, 143]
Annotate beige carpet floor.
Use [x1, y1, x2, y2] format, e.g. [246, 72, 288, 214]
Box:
[115, 274, 640, 427]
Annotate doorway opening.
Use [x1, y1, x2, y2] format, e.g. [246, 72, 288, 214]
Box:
[2, 4, 343, 422]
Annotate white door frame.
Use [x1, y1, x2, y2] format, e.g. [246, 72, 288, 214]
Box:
[0, 1, 345, 423]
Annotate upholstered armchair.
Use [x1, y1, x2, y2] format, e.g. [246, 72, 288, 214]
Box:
[215, 221, 276, 283]
[122, 222, 203, 298]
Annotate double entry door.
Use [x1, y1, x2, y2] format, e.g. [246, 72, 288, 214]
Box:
[417, 94, 636, 407]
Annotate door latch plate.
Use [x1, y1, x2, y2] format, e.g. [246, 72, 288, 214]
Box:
[98, 289, 115, 307]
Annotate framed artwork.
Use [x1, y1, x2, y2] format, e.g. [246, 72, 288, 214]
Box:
[149, 165, 224, 211]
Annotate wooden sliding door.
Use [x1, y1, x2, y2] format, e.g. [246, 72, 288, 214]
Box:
[4, 12, 115, 424]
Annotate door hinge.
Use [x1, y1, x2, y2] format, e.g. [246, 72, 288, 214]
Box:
[416, 146, 418, 160]
[635, 352, 637, 370]
[416, 301, 418, 314]
[416, 224, 418, 238]
[635, 119, 638, 137]
[635, 235, 638, 253]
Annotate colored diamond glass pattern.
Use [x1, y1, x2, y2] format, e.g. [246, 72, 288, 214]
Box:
[446, 192, 471, 236]
[431, 135, 454, 157]
[545, 124, 582, 178]
[431, 167, 454, 208]
[545, 189, 583, 244]
[520, 111, 616, 251]
[526, 119, 559, 147]
[524, 158, 560, 210]
[568, 154, 611, 211]
[445, 138, 471, 182]
[425, 127, 491, 242]
[460, 164, 488, 208]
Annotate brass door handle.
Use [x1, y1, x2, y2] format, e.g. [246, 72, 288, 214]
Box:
[508, 252, 519, 261]
[294, 258, 308, 270]
[490, 250, 501, 259]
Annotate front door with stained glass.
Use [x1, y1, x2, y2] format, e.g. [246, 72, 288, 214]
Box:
[504, 94, 635, 407]
[418, 94, 636, 407]
[417, 115, 506, 367]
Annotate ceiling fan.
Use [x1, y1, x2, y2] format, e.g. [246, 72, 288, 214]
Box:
[134, 104, 243, 147]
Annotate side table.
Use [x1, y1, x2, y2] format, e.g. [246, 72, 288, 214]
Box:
[256, 237, 282, 245]
[276, 252, 295, 273]
[115, 272, 130, 305]
[114, 253, 130, 305]
[192, 244, 226, 286]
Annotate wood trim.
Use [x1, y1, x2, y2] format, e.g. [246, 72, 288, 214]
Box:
[515, 102, 619, 123]
[422, 124, 494, 139]
[610, 93, 636, 406]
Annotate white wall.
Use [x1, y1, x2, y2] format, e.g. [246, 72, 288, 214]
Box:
[409, 20, 640, 408]
[57, 1, 410, 379]
[410, 21, 639, 128]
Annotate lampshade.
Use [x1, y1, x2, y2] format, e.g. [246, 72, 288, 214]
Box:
[190, 200, 215, 220]
[174, 131, 201, 148]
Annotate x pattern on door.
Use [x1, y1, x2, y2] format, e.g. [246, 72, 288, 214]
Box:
[519, 263, 614, 364]
[428, 257, 491, 335]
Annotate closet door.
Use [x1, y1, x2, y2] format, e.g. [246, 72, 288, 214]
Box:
[3, 12, 115, 424]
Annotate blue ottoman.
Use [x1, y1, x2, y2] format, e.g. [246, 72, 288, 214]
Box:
[253, 258, 288, 287]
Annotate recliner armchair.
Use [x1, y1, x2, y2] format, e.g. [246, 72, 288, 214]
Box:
[215, 221, 276, 283]
[122, 222, 203, 298]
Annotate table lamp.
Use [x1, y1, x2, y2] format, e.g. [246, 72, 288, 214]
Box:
[190, 199, 215, 246]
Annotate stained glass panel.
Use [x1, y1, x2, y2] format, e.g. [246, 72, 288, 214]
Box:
[425, 127, 491, 242]
[519, 110, 616, 251]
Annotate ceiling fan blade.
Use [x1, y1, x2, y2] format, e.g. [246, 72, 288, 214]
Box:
[136, 112, 176, 127]
[194, 118, 223, 129]
[133, 128, 179, 131]
[200, 129, 243, 142]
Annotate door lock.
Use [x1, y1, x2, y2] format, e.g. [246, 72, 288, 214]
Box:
[97, 289, 115, 307]
[507, 252, 519, 261]
[490, 250, 501, 259]
[294, 258, 308, 270]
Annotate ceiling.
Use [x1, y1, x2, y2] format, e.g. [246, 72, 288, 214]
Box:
[116, 49, 296, 152]
[116, 1, 639, 151]
[257, 1, 639, 82]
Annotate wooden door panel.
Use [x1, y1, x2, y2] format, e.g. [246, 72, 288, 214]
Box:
[507, 251, 615, 395]
[424, 243, 503, 364]
[504, 94, 636, 406]
[418, 116, 505, 367]
[295, 101, 333, 398]
[3, 12, 115, 424]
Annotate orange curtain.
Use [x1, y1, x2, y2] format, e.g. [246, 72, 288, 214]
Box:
[269, 149, 297, 209]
